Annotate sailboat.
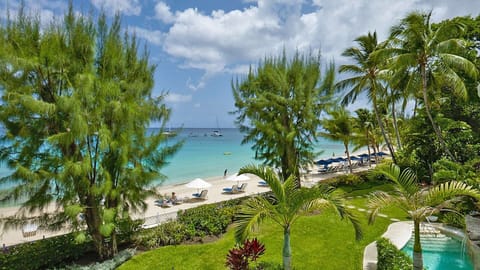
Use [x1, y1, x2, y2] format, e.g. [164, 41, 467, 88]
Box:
[162, 125, 176, 137]
[211, 117, 223, 137]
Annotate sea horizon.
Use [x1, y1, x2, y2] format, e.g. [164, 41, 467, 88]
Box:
[0, 128, 350, 192]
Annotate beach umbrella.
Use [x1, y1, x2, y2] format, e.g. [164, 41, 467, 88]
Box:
[185, 178, 212, 193]
[227, 173, 250, 185]
[358, 153, 370, 158]
[350, 156, 361, 160]
[331, 157, 346, 163]
[315, 159, 332, 166]
[376, 151, 389, 156]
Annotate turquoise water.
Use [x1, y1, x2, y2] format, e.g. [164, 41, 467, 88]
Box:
[401, 233, 473, 270]
[0, 128, 347, 189]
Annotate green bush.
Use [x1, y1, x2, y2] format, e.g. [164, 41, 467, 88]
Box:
[376, 237, 413, 270]
[134, 199, 242, 249]
[134, 221, 189, 249]
[61, 248, 136, 270]
[439, 212, 466, 228]
[0, 233, 92, 270]
[177, 200, 240, 237]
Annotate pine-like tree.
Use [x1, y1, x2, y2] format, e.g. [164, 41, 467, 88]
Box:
[0, 5, 180, 259]
[232, 52, 335, 186]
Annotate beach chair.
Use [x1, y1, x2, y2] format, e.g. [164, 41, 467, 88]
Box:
[22, 223, 38, 237]
[258, 180, 269, 187]
[237, 183, 248, 193]
[155, 199, 173, 208]
[192, 189, 208, 200]
[223, 184, 239, 194]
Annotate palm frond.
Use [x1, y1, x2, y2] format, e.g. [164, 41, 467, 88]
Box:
[376, 164, 419, 196]
[239, 164, 285, 202]
[438, 53, 478, 80]
[367, 191, 395, 224]
[425, 181, 480, 206]
[234, 196, 274, 242]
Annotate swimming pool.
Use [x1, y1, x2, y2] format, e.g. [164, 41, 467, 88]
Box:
[401, 231, 473, 270]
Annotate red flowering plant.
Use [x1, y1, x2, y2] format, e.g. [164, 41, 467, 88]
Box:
[226, 238, 266, 270]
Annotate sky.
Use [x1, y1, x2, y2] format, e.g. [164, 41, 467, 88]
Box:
[2, 0, 480, 128]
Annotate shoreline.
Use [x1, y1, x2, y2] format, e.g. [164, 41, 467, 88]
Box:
[0, 149, 379, 246]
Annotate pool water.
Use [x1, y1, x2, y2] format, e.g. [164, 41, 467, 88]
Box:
[401, 232, 473, 270]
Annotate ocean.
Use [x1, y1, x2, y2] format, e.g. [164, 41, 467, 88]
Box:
[0, 128, 348, 189]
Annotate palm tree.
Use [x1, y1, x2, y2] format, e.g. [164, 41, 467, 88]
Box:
[319, 107, 357, 173]
[337, 31, 397, 163]
[354, 109, 375, 166]
[387, 11, 478, 160]
[234, 165, 362, 270]
[368, 164, 480, 270]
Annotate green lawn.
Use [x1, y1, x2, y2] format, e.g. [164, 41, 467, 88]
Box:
[119, 183, 407, 270]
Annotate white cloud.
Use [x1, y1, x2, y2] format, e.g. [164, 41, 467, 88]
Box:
[90, 0, 141, 16]
[155, 1, 175, 24]
[1, 0, 67, 26]
[160, 0, 480, 75]
[164, 93, 192, 103]
[129, 26, 164, 46]
[194, 103, 201, 108]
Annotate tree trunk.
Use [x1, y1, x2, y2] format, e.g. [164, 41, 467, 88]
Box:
[85, 194, 114, 260]
[420, 64, 455, 161]
[344, 142, 353, 174]
[372, 95, 397, 163]
[413, 220, 423, 270]
[365, 129, 372, 167]
[283, 226, 292, 270]
[391, 98, 402, 150]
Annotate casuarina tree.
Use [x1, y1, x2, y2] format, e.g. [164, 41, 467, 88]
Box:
[0, 5, 180, 259]
[232, 51, 336, 186]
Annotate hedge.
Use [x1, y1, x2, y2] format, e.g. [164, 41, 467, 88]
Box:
[0, 234, 92, 270]
[376, 237, 413, 270]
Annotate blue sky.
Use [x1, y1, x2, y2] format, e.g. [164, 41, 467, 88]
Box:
[2, 0, 480, 128]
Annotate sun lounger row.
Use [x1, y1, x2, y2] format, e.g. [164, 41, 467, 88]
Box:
[155, 190, 209, 207]
[317, 161, 364, 174]
[223, 183, 248, 194]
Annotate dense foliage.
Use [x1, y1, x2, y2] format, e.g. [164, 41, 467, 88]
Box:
[135, 199, 241, 249]
[232, 52, 336, 186]
[0, 5, 180, 259]
[376, 238, 413, 270]
[0, 234, 92, 270]
[226, 238, 266, 270]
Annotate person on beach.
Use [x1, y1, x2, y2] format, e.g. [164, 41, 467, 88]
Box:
[224, 169, 228, 177]
[170, 192, 178, 204]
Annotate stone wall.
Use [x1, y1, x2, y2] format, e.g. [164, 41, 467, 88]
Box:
[465, 215, 480, 270]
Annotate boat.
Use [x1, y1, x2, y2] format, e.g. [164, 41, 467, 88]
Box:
[162, 126, 176, 137]
[211, 130, 223, 137]
[211, 117, 223, 137]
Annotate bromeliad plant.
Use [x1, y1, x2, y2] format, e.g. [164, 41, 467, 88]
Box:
[233, 164, 362, 270]
[368, 164, 480, 270]
[226, 238, 266, 270]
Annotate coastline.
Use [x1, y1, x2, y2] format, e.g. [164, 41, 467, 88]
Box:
[0, 149, 378, 246]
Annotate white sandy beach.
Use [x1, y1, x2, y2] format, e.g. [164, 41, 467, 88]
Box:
[0, 150, 378, 247]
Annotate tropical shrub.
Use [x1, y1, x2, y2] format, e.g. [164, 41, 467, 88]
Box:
[0, 234, 92, 270]
[226, 238, 266, 270]
[439, 212, 466, 228]
[177, 200, 240, 237]
[61, 248, 136, 270]
[134, 221, 189, 249]
[376, 238, 413, 270]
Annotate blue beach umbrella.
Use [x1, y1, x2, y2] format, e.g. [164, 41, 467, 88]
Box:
[350, 156, 361, 160]
[331, 157, 346, 162]
[358, 153, 370, 158]
[315, 159, 332, 166]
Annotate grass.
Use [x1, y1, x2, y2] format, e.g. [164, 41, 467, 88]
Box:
[119, 182, 407, 270]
